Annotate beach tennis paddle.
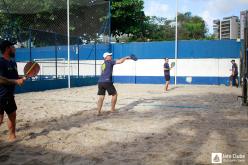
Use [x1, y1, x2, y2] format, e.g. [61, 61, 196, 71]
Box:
[171, 62, 175, 68]
[24, 61, 40, 78]
[128, 54, 138, 61]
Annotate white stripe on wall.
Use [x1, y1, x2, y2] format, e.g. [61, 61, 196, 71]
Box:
[113, 59, 239, 77]
[17, 58, 240, 78]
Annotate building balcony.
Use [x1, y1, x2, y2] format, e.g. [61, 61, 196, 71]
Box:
[221, 31, 230, 34]
[221, 29, 230, 32]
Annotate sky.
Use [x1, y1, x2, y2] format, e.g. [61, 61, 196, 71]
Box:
[144, 0, 248, 34]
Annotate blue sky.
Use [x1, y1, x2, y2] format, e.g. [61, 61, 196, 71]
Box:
[144, 0, 248, 34]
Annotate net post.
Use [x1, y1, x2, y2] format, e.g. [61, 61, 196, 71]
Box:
[67, 0, 70, 88]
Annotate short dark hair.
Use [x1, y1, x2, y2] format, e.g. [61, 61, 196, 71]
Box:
[231, 59, 235, 62]
[0, 40, 16, 54]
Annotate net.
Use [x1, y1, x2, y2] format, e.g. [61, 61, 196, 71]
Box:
[0, 0, 110, 42]
[0, 0, 110, 79]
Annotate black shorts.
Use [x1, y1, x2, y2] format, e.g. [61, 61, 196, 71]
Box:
[0, 95, 17, 115]
[98, 82, 117, 95]
[165, 75, 170, 81]
[232, 74, 238, 81]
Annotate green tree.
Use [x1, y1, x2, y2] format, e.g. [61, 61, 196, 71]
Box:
[144, 16, 174, 41]
[111, 0, 146, 41]
[177, 12, 207, 40]
[0, 0, 111, 45]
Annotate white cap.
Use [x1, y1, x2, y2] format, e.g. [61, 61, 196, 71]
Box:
[103, 52, 112, 58]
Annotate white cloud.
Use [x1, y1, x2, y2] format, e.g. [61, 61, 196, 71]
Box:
[206, 0, 235, 15]
[200, 0, 248, 33]
[204, 0, 248, 17]
[144, 1, 174, 19]
[200, 10, 213, 34]
[238, 0, 248, 4]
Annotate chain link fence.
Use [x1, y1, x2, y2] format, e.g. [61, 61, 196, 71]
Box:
[0, 0, 110, 80]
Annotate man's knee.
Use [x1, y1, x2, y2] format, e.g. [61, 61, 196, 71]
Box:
[112, 93, 118, 97]
[7, 111, 16, 121]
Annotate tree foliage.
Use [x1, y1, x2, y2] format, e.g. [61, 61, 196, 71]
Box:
[143, 16, 175, 41]
[177, 12, 207, 40]
[0, 0, 210, 43]
[111, 1, 208, 41]
[0, 0, 110, 44]
[111, 0, 147, 41]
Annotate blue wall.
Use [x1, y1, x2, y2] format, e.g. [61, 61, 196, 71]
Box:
[111, 40, 241, 59]
[110, 40, 240, 85]
[15, 40, 241, 61]
[16, 43, 110, 61]
[13, 40, 241, 92]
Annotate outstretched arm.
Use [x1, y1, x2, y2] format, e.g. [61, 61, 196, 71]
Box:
[116, 56, 129, 64]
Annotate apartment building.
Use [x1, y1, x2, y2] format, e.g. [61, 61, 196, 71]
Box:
[213, 16, 240, 40]
[213, 19, 220, 39]
[240, 10, 248, 40]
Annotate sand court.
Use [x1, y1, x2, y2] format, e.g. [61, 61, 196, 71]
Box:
[0, 84, 247, 165]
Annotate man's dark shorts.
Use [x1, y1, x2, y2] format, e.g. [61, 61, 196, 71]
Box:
[98, 82, 117, 95]
[0, 94, 17, 115]
[232, 74, 238, 81]
[231, 74, 238, 85]
[165, 75, 170, 81]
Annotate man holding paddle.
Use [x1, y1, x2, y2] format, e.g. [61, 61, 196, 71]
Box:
[97, 52, 137, 116]
[0, 40, 25, 141]
[164, 58, 174, 92]
[230, 59, 238, 87]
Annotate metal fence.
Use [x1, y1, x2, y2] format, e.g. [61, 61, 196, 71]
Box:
[0, 0, 111, 80]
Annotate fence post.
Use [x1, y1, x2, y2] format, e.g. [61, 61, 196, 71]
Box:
[29, 28, 32, 61]
[55, 33, 58, 79]
[95, 40, 97, 77]
[77, 38, 80, 78]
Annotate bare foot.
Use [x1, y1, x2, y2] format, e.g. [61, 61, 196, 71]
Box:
[110, 110, 118, 113]
[97, 112, 103, 116]
[8, 134, 16, 142]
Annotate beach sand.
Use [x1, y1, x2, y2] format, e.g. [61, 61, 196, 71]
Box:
[0, 84, 247, 165]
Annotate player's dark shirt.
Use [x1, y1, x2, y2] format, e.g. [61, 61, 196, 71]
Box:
[232, 63, 238, 75]
[0, 57, 19, 97]
[98, 60, 116, 83]
[164, 63, 170, 76]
